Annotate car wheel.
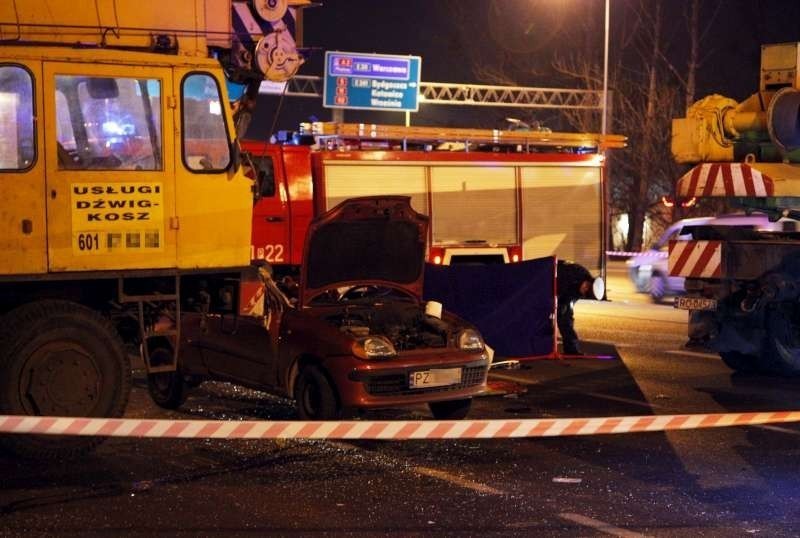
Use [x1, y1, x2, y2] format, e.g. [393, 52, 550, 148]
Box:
[629, 267, 647, 293]
[428, 398, 472, 420]
[648, 273, 667, 303]
[146, 348, 188, 410]
[294, 365, 341, 420]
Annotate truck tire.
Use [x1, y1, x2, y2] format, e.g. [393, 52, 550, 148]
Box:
[0, 300, 131, 459]
[294, 365, 341, 420]
[718, 351, 760, 374]
[428, 398, 472, 420]
[146, 348, 188, 410]
[763, 307, 800, 376]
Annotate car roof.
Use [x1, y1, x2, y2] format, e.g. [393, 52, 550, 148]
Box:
[652, 212, 790, 249]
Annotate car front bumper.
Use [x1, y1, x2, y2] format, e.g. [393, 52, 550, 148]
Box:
[323, 351, 490, 409]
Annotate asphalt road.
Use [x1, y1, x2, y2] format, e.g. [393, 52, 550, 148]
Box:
[1, 262, 799, 537]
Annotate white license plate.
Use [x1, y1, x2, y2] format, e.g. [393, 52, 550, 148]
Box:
[409, 367, 462, 389]
[675, 296, 718, 311]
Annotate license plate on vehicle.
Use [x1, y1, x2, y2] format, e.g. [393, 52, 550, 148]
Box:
[675, 296, 718, 311]
[409, 368, 462, 389]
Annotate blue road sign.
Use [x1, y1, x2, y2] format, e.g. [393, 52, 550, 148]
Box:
[323, 51, 422, 112]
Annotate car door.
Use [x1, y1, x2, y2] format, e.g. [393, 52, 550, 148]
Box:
[182, 271, 278, 388]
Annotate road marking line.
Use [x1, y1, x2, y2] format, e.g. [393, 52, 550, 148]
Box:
[413, 466, 506, 496]
[585, 392, 669, 410]
[593, 340, 635, 348]
[559, 512, 649, 538]
[665, 349, 719, 359]
[327, 440, 507, 496]
[576, 314, 688, 328]
[489, 372, 538, 385]
[587, 327, 687, 338]
[488, 378, 665, 413]
[755, 424, 800, 435]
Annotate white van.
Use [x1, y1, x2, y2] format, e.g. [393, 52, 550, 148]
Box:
[627, 213, 798, 302]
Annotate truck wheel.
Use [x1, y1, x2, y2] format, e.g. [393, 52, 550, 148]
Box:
[294, 365, 341, 420]
[764, 308, 800, 376]
[428, 398, 472, 420]
[718, 351, 760, 373]
[146, 348, 187, 410]
[0, 301, 131, 459]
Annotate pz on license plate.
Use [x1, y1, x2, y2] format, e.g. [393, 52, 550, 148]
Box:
[409, 368, 462, 389]
[675, 296, 718, 311]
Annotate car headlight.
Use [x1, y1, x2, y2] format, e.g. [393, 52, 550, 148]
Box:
[353, 336, 397, 359]
[457, 329, 485, 352]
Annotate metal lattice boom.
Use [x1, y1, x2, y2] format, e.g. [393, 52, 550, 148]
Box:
[419, 82, 601, 110]
[267, 76, 603, 111]
[283, 75, 323, 97]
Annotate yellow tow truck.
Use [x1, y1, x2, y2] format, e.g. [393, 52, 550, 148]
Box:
[0, 0, 308, 457]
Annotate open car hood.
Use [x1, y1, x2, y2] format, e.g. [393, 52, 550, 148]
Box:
[300, 196, 429, 306]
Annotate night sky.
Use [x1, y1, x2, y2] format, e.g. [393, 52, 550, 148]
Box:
[249, 0, 800, 141]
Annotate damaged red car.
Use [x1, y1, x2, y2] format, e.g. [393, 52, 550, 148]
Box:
[147, 196, 490, 420]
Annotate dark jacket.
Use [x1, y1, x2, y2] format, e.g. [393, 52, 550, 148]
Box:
[557, 260, 594, 301]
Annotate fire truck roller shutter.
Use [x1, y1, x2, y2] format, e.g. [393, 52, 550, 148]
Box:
[322, 163, 428, 214]
[521, 166, 602, 274]
[429, 166, 518, 248]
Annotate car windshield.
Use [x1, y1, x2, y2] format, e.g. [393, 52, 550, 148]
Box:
[308, 285, 416, 306]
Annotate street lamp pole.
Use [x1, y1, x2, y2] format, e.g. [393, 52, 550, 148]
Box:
[601, 0, 609, 136]
[600, 0, 610, 295]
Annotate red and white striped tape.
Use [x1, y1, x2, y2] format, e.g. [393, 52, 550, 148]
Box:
[668, 240, 722, 278]
[1, 411, 798, 440]
[606, 250, 667, 258]
[677, 163, 774, 198]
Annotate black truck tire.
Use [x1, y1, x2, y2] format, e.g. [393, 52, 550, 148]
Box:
[763, 307, 800, 376]
[0, 300, 131, 459]
[718, 351, 761, 373]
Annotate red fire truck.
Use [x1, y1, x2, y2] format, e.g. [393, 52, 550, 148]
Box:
[244, 122, 626, 277]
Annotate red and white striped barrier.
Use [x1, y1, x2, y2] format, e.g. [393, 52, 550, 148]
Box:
[1, 411, 798, 440]
[677, 163, 774, 198]
[668, 240, 722, 278]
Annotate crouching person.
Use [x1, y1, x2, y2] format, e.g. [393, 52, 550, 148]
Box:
[556, 260, 603, 356]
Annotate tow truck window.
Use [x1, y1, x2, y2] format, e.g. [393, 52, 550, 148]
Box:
[181, 73, 231, 172]
[0, 66, 35, 171]
[55, 75, 162, 171]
